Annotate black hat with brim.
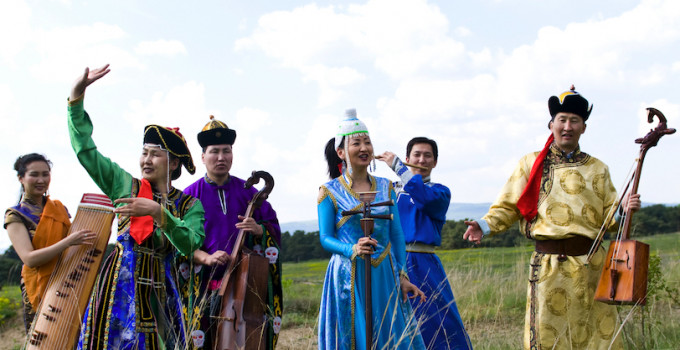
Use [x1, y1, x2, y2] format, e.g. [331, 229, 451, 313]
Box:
[548, 86, 593, 121]
[197, 116, 237, 148]
[143, 125, 196, 175]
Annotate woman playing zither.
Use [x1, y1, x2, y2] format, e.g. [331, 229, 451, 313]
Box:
[4, 153, 95, 332]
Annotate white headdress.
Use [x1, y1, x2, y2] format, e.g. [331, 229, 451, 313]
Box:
[334, 109, 372, 174]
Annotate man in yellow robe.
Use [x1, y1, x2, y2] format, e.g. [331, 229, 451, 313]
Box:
[464, 86, 641, 349]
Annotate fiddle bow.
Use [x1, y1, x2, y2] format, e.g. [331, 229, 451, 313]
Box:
[593, 108, 675, 305]
[216, 171, 274, 350]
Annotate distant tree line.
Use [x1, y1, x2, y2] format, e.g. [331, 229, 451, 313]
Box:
[1, 205, 678, 283]
[280, 230, 331, 263]
[280, 204, 680, 261]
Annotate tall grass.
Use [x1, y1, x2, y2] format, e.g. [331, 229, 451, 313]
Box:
[0, 287, 21, 329]
[279, 232, 680, 349]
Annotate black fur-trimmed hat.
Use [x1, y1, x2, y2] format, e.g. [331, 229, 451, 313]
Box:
[548, 85, 593, 121]
[143, 125, 196, 178]
[197, 115, 237, 148]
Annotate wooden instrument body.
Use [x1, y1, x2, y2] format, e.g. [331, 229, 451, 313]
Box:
[216, 250, 269, 350]
[214, 171, 274, 350]
[26, 193, 114, 349]
[593, 108, 674, 306]
[595, 240, 649, 305]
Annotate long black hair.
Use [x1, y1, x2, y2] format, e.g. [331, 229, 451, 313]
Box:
[324, 137, 344, 179]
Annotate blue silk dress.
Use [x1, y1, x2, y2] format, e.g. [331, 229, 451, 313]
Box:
[317, 173, 425, 350]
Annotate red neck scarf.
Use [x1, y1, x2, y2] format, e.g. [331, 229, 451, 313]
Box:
[517, 134, 554, 222]
[130, 179, 154, 244]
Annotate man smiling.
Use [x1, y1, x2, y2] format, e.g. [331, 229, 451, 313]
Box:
[378, 137, 472, 349]
[464, 86, 641, 349]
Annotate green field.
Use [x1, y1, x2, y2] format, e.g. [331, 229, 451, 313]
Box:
[280, 232, 680, 349]
[1, 233, 677, 349]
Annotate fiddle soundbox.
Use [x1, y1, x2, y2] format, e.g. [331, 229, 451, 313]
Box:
[593, 108, 674, 305]
[215, 171, 274, 350]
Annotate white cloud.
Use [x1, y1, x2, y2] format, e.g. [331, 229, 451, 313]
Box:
[300, 65, 365, 107]
[135, 39, 187, 56]
[454, 26, 471, 38]
[0, 0, 32, 65]
[124, 81, 208, 134]
[0, 85, 22, 152]
[236, 0, 467, 104]
[30, 23, 143, 83]
[673, 61, 680, 72]
[497, 0, 680, 92]
[234, 107, 272, 134]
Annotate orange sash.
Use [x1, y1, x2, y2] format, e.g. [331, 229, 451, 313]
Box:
[21, 197, 71, 311]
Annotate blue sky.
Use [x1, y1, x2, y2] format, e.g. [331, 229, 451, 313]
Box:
[1, 0, 679, 250]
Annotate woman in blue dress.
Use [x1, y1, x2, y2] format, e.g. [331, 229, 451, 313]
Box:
[317, 109, 426, 350]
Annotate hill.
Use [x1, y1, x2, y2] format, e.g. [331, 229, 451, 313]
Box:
[279, 201, 677, 234]
[280, 202, 492, 233]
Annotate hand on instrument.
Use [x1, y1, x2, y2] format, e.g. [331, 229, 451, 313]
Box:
[623, 193, 641, 213]
[400, 277, 426, 303]
[114, 197, 162, 219]
[463, 220, 483, 245]
[236, 215, 263, 236]
[66, 229, 96, 246]
[375, 151, 397, 166]
[204, 250, 230, 266]
[71, 64, 111, 100]
[353, 236, 378, 256]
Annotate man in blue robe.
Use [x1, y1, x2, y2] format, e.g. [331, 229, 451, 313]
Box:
[379, 137, 472, 350]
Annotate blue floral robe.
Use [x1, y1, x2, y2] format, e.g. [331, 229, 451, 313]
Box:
[317, 173, 425, 350]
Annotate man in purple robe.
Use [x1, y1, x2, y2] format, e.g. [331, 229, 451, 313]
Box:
[183, 116, 282, 349]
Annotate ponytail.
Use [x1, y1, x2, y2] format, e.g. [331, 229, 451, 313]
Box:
[324, 137, 343, 179]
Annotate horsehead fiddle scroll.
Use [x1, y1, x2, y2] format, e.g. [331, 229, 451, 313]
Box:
[592, 108, 675, 305]
[216, 171, 274, 350]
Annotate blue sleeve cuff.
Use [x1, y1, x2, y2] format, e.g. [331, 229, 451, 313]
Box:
[391, 157, 414, 184]
[478, 219, 491, 236]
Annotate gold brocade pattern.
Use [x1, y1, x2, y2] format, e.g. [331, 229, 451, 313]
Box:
[486, 144, 622, 349]
[484, 147, 618, 240]
[545, 202, 573, 227]
[337, 203, 363, 229]
[371, 242, 391, 267]
[559, 170, 585, 195]
[318, 186, 336, 207]
[525, 248, 623, 350]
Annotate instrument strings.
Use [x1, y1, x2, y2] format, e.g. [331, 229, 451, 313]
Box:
[29, 203, 112, 349]
[586, 159, 637, 263]
[52, 208, 105, 346]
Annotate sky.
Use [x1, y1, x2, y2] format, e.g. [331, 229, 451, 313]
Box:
[1, 0, 679, 250]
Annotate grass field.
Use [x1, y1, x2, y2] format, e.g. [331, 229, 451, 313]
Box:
[279, 232, 680, 349]
[1, 233, 678, 349]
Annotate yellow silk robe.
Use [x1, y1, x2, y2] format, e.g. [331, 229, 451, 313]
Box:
[483, 144, 623, 350]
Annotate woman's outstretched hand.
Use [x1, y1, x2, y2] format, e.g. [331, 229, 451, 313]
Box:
[70, 64, 111, 100]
